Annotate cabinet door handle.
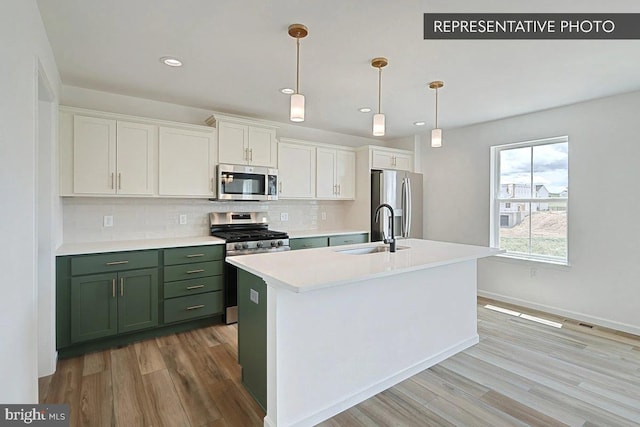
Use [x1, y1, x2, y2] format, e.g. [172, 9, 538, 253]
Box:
[278, 181, 282, 193]
[118, 173, 122, 190]
[186, 253, 205, 258]
[211, 177, 215, 193]
[112, 279, 116, 298]
[337, 184, 341, 195]
[244, 147, 249, 161]
[105, 260, 129, 266]
[186, 304, 205, 310]
[120, 277, 124, 297]
[249, 148, 253, 161]
[111, 172, 115, 189]
[186, 269, 205, 274]
[186, 284, 205, 290]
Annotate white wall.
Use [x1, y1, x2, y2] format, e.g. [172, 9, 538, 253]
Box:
[422, 90, 640, 335]
[0, 0, 60, 402]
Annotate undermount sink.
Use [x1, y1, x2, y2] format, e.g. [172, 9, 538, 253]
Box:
[335, 245, 409, 255]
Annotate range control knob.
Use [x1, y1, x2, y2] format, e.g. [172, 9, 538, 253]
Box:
[270, 241, 278, 247]
[256, 241, 264, 248]
[234, 243, 242, 250]
[242, 243, 249, 249]
[277, 240, 284, 247]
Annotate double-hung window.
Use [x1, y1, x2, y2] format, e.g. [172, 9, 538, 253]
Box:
[490, 136, 569, 264]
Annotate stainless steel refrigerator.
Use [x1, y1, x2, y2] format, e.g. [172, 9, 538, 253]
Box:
[371, 170, 423, 242]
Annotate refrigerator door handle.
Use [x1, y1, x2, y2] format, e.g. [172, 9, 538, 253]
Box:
[405, 177, 412, 237]
[401, 178, 407, 237]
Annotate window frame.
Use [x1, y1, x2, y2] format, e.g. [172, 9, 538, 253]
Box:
[490, 136, 569, 265]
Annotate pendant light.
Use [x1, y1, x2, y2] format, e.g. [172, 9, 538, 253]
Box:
[429, 81, 444, 148]
[371, 57, 388, 136]
[288, 24, 308, 122]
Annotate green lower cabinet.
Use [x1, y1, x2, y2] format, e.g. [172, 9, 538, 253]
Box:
[328, 233, 369, 246]
[70, 268, 158, 344]
[289, 236, 328, 250]
[237, 269, 267, 411]
[118, 268, 158, 334]
[70, 272, 118, 343]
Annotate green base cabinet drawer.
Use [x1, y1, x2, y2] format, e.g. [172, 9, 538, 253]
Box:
[71, 250, 158, 275]
[164, 275, 223, 299]
[163, 260, 223, 282]
[164, 292, 223, 324]
[290, 237, 328, 250]
[163, 245, 223, 266]
[328, 233, 369, 247]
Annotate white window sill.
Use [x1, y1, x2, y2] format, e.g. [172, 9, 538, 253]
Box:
[491, 252, 571, 268]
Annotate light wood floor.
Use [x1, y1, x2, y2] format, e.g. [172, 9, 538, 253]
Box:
[41, 299, 640, 426]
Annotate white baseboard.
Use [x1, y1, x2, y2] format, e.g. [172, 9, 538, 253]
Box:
[290, 335, 479, 427]
[478, 290, 640, 336]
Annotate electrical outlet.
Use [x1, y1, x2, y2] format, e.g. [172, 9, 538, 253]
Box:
[179, 214, 187, 225]
[321, 212, 327, 221]
[280, 212, 289, 221]
[250, 289, 259, 304]
[530, 267, 537, 278]
[103, 215, 113, 227]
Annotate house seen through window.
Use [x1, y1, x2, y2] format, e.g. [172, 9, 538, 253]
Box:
[491, 136, 568, 264]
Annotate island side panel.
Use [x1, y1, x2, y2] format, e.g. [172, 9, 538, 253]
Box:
[270, 260, 478, 427]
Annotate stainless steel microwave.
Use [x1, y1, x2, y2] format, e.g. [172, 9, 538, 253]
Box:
[217, 164, 278, 201]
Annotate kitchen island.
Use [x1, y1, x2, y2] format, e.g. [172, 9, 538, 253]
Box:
[227, 239, 502, 427]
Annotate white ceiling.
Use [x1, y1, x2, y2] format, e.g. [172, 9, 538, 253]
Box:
[37, 0, 640, 140]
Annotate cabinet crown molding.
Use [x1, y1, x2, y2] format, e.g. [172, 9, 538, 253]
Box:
[212, 113, 279, 130]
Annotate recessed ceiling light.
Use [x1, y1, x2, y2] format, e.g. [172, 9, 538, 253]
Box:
[280, 88, 295, 94]
[160, 57, 183, 67]
[413, 121, 426, 126]
[359, 107, 372, 113]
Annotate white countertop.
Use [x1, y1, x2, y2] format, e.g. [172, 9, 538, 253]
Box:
[286, 229, 369, 239]
[226, 239, 503, 293]
[56, 236, 225, 256]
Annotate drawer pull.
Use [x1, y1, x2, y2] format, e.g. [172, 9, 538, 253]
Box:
[344, 240, 354, 243]
[186, 253, 205, 258]
[186, 285, 205, 290]
[186, 304, 205, 310]
[186, 269, 205, 274]
[106, 260, 129, 266]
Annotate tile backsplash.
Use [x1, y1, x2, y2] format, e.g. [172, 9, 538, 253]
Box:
[62, 197, 355, 243]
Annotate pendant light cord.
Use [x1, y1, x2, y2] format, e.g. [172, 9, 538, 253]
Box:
[296, 38, 300, 94]
[434, 87, 439, 128]
[378, 67, 382, 114]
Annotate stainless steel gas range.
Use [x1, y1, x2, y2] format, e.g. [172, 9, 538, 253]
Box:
[209, 212, 290, 323]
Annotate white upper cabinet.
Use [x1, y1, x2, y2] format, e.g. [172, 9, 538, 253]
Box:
[72, 115, 155, 196]
[335, 150, 356, 199]
[370, 148, 413, 171]
[115, 122, 156, 195]
[218, 119, 277, 167]
[316, 148, 356, 200]
[278, 141, 316, 199]
[158, 127, 216, 197]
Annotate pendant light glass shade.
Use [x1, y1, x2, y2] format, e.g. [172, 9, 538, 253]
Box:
[373, 113, 385, 136]
[288, 24, 308, 123]
[431, 128, 442, 148]
[290, 93, 305, 122]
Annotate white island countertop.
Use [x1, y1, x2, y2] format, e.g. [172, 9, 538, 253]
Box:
[57, 236, 225, 256]
[227, 238, 503, 293]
